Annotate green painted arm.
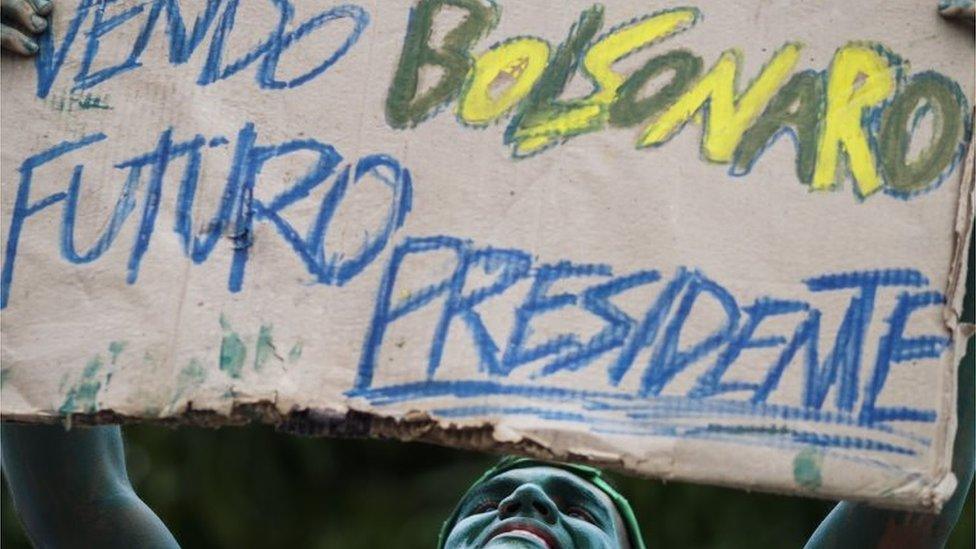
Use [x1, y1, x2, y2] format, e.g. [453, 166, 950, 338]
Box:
[1, 424, 179, 548]
[805, 341, 975, 549]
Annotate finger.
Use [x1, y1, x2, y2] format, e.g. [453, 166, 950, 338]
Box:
[0, 0, 48, 34]
[1, 24, 38, 55]
[27, 0, 52, 16]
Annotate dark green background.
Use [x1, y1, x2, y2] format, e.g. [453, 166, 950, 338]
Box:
[0, 425, 972, 548]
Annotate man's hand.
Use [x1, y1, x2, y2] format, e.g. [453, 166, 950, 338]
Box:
[939, 0, 976, 22]
[1, 0, 52, 56]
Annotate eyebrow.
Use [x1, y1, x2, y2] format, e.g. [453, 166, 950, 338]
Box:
[477, 477, 521, 498]
[460, 477, 521, 513]
[542, 476, 614, 527]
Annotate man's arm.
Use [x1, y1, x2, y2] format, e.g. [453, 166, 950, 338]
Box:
[805, 341, 975, 549]
[2, 423, 180, 548]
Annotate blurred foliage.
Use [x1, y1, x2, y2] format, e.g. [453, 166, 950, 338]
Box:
[1, 423, 972, 548]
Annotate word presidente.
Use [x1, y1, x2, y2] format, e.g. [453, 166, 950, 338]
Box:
[357, 237, 949, 425]
[386, 1, 971, 198]
[1, 123, 413, 309]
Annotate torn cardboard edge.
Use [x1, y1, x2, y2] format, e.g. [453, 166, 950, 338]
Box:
[2, 25, 974, 516]
[2, 141, 974, 514]
[2, 145, 974, 514]
[945, 110, 976, 338]
[934, 115, 976, 514]
[0, 387, 961, 514]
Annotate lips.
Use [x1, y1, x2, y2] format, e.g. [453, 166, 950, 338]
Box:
[484, 520, 560, 549]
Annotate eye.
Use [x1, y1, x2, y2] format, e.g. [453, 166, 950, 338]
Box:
[470, 500, 499, 515]
[565, 506, 596, 524]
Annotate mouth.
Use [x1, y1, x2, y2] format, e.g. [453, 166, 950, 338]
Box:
[484, 520, 560, 549]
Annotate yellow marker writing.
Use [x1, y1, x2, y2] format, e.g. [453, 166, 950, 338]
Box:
[459, 38, 551, 126]
[639, 43, 802, 163]
[812, 43, 895, 196]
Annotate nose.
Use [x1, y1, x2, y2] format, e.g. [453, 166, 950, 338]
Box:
[497, 484, 559, 524]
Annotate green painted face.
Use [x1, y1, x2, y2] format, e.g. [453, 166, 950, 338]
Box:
[443, 466, 631, 549]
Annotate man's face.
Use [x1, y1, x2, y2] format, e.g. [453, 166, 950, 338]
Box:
[444, 466, 631, 549]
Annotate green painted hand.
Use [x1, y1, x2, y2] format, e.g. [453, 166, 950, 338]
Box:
[1, 0, 52, 56]
[939, 0, 976, 22]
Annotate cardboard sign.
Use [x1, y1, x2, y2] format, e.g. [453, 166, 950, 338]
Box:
[1, 0, 973, 511]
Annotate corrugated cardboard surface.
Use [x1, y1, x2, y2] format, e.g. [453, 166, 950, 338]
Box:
[1, 0, 973, 510]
